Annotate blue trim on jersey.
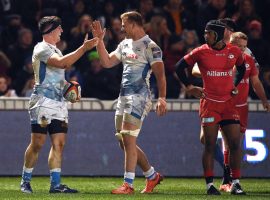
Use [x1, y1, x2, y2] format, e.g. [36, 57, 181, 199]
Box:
[142, 63, 150, 81]
[39, 61, 46, 84]
[131, 112, 141, 120]
[31, 120, 38, 124]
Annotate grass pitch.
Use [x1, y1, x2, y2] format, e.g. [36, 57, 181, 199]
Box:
[0, 177, 269, 199]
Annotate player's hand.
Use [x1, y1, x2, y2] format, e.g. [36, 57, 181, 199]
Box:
[262, 101, 270, 112]
[83, 34, 98, 51]
[155, 97, 167, 116]
[186, 85, 204, 99]
[91, 20, 106, 40]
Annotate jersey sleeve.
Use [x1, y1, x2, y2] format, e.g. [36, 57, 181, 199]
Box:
[145, 42, 163, 65]
[183, 47, 200, 67]
[37, 43, 55, 64]
[111, 41, 123, 61]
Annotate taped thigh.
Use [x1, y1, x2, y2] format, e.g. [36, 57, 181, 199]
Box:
[123, 113, 142, 128]
[120, 129, 141, 138]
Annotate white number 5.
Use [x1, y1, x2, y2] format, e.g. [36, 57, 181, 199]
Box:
[244, 130, 268, 163]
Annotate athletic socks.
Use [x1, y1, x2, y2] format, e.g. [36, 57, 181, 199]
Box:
[124, 172, 135, 187]
[21, 166, 33, 183]
[143, 166, 157, 180]
[50, 168, 61, 188]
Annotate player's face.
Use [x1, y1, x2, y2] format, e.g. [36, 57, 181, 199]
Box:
[121, 18, 134, 39]
[51, 25, 63, 42]
[204, 30, 216, 46]
[224, 28, 232, 43]
[232, 38, 247, 52]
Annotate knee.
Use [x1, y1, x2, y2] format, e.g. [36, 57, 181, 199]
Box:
[30, 141, 44, 152]
[52, 141, 65, 152]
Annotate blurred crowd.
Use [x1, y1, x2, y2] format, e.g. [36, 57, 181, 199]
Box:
[0, 0, 269, 100]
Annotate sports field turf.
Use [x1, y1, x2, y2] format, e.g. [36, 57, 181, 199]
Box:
[0, 177, 269, 199]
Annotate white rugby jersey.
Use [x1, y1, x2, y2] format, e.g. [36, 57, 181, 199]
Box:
[32, 41, 65, 101]
[113, 35, 163, 97]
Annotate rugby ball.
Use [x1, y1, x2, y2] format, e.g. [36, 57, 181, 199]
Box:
[63, 81, 81, 103]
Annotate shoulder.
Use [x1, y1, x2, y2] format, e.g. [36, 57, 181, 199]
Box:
[226, 43, 241, 53]
[244, 53, 255, 64]
[188, 44, 208, 55]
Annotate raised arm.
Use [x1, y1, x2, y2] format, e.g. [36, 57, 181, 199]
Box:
[47, 34, 98, 69]
[91, 20, 120, 68]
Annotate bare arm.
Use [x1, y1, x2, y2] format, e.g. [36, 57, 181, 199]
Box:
[250, 75, 270, 112]
[152, 61, 167, 116]
[191, 63, 201, 78]
[47, 34, 98, 69]
[91, 20, 120, 68]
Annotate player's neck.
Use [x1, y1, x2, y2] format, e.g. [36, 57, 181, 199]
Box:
[131, 29, 146, 41]
[43, 36, 57, 46]
[212, 41, 226, 50]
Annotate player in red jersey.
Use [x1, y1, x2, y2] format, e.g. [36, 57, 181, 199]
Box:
[175, 20, 246, 195]
[194, 19, 270, 193]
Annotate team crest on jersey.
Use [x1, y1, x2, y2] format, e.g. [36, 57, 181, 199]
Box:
[245, 63, 250, 69]
[228, 54, 234, 59]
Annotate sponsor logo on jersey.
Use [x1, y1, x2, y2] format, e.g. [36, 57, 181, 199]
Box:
[245, 63, 250, 70]
[228, 54, 235, 59]
[207, 70, 233, 77]
[151, 47, 161, 58]
[216, 53, 225, 56]
[202, 117, 215, 123]
[126, 53, 138, 59]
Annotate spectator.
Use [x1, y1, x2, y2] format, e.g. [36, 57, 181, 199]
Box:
[182, 29, 200, 53]
[13, 55, 33, 96]
[1, 14, 24, 51]
[82, 51, 120, 100]
[196, 0, 228, 42]
[163, 34, 185, 98]
[68, 14, 93, 73]
[232, 0, 260, 33]
[0, 74, 17, 97]
[21, 75, 35, 97]
[106, 17, 125, 52]
[147, 15, 171, 50]
[0, 51, 11, 75]
[162, 0, 196, 35]
[6, 28, 34, 79]
[247, 20, 270, 70]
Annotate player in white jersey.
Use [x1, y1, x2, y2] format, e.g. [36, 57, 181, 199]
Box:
[20, 16, 98, 194]
[91, 11, 166, 194]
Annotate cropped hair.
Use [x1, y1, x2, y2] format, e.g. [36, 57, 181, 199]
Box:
[120, 11, 143, 27]
[230, 32, 248, 43]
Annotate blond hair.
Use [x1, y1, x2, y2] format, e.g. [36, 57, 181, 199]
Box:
[120, 11, 143, 27]
[230, 32, 248, 43]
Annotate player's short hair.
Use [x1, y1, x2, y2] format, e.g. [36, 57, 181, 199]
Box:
[205, 20, 226, 44]
[120, 11, 143, 27]
[38, 16, 62, 35]
[219, 18, 237, 32]
[230, 32, 248, 43]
